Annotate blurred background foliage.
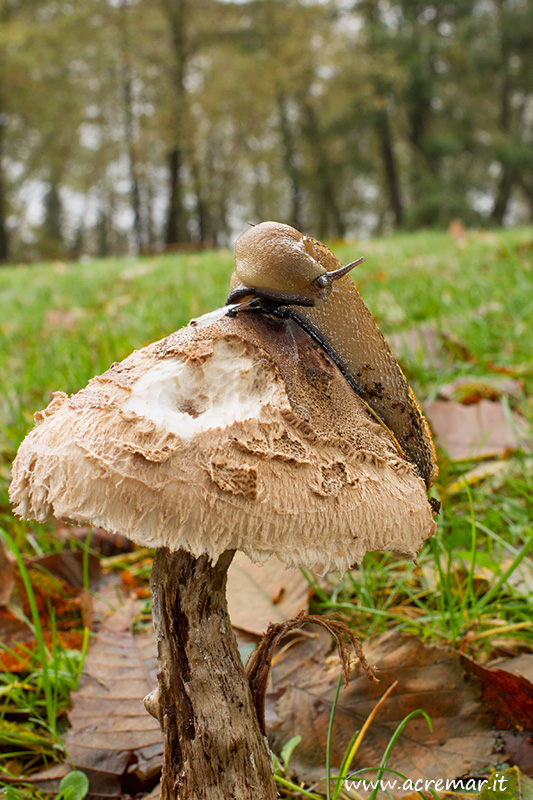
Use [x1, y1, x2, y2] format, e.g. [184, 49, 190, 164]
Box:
[0, 0, 531, 262]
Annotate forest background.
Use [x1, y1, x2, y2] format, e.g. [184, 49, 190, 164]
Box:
[0, 0, 532, 264]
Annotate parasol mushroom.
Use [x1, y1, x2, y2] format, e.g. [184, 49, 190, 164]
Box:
[10, 222, 438, 800]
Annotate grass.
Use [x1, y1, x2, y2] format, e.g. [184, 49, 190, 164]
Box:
[0, 226, 532, 791]
[0, 530, 89, 780]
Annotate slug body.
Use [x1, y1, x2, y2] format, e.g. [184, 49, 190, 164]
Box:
[227, 221, 437, 489]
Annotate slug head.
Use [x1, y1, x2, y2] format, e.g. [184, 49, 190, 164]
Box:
[228, 221, 363, 307]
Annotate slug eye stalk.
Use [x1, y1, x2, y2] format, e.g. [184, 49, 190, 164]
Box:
[313, 256, 365, 292]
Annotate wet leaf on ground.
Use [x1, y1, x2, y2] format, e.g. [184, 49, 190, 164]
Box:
[227, 552, 309, 636]
[437, 376, 523, 405]
[462, 656, 533, 730]
[268, 629, 499, 793]
[424, 399, 530, 461]
[387, 326, 451, 371]
[478, 767, 533, 800]
[60, 600, 160, 799]
[0, 536, 15, 606]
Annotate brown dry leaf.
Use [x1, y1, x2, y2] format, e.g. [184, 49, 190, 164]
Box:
[268, 629, 499, 792]
[478, 653, 533, 776]
[29, 549, 102, 590]
[500, 733, 533, 777]
[425, 399, 530, 461]
[0, 631, 86, 673]
[0, 534, 16, 606]
[388, 326, 477, 371]
[447, 456, 533, 495]
[447, 460, 510, 493]
[387, 325, 449, 371]
[496, 655, 533, 683]
[43, 308, 78, 331]
[55, 524, 135, 556]
[448, 219, 467, 241]
[227, 552, 309, 635]
[438, 376, 523, 405]
[0, 549, 102, 649]
[0, 607, 29, 650]
[61, 600, 162, 799]
[12, 762, 72, 795]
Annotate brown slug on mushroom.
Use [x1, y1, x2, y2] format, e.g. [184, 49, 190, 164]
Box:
[227, 221, 438, 490]
[228, 220, 365, 307]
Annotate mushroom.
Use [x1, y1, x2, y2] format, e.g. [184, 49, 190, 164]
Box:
[10, 222, 438, 800]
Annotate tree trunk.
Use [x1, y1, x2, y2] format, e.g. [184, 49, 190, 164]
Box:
[43, 181, 63, 244]
[120, 0, 144, 252]
[277, 93, 303, 230]
[300, 95, 346, 239]
[377, 109, 403, 227]
[491, 170, 513, 226]
[0, 97, 8, 262]
[165, 146, 187, 246]
[97, 206, 109, 258]
[518, 176, 533, 221]
[148, 548, 277, 800]
[163, 0, 190, 247]
[191, 157, 210, 243]
[490, 4, 513, 226]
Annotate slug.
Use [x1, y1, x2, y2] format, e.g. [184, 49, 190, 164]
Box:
[227, 221, 437, 489]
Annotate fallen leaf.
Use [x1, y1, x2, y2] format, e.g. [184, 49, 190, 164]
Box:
[462, 656, 533, 730]
[0, 631, 86, 673]
[496, 655, 533, 683]
[0, 607, 29, 650]
[438, 376, 523, 405]
[440, 331, 478, 363]
[501, 733, 533, 777]
[448, 219, 467, 241]
[29, 550, 102, 591]
[55, 525, 135, 556]
[0, 535, 16, 606]
[478, 766, 533, 800]
[447, 460, 510, 493]
[62, 600, 162, 799]
[425, 399, 530, 461]
[11, 762, 71, 794]
[226, 552, 309, 636]
[387, 326, 448, 371]
[44, 309, 78, 331]
[0, 549, 102, 649]
[447, 457, 533, 494]
[268, 629, 499, 792]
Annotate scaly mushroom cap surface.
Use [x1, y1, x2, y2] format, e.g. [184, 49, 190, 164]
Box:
[10, 313, 436, 574]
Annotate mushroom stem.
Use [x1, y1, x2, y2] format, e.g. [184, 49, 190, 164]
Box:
[149, 547, 277, 800]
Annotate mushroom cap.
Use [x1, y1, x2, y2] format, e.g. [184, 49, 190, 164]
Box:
[10, 312, 436, 574]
